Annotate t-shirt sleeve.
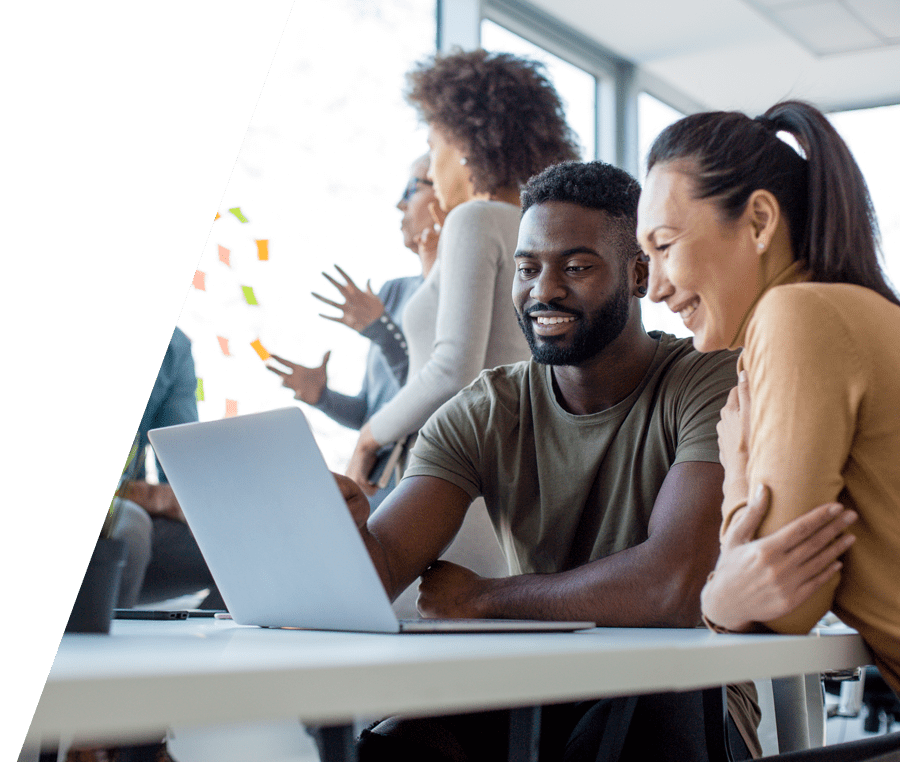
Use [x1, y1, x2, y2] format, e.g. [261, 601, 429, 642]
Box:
[367, 203, 506, 445]
[725, 286, 865, 634]
[402, 376, 496, 500]
[670, 346, 739, 466]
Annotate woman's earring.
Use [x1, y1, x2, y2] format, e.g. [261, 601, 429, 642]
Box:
[757, 241, 765, 252]
[637, 285, 648, 296]
[460, 157, 468, 166]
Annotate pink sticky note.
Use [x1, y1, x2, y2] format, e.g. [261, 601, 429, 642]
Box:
[225, 399, 238, 417]
[192, 270, 206, 291]
[218, 245, 231, 266]
[217, 336, 230, 356]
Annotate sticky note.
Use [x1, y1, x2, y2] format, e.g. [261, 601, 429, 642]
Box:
[217, 336, 230, 356]
[250, 339, 270, 361]
[225, 399, 238, 417]
[195, 378, 205, 402]
[218, 245, 231, 266]
[215, 212, 221, 221]
[229, 207, 248, 223]
[242, 285, 259, 305]
[192, 270, 206, 291]
[256, 239, 269, 261]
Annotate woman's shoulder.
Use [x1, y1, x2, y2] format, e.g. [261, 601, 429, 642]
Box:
[757, 281, 895, 330]
[445, 198, 520, 227]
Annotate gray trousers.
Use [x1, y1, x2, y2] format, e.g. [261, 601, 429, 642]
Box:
[110, 499, 223, 609]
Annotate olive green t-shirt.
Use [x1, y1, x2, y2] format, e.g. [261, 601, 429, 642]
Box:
[406, 332, 739, 575]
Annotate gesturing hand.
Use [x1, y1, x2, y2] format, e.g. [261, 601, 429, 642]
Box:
[418, 560, 490, 619]
[312, 265, 384, 332]
[267, 351, 330, 405]
[701, 485, 857, 632]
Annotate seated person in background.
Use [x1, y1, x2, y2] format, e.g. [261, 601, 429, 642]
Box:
[268, 153, 441, 507]
[637, 101, 900, 697]
[111, 326, 222, 609]
[337, 161, 760, 761]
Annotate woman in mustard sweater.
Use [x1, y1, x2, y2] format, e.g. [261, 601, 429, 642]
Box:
[636, 100, 900, 695]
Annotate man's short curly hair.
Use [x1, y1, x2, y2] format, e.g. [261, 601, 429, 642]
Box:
[405, 49, 580, 195]
[521, 161, 643, 260]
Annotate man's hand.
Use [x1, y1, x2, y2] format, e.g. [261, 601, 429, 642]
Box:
[332, 472, 370, 529]
[312, 265, 385, 332]
[118, 481, 186, 523]
[345, 423, 381, 496]
[267, 352, 329, 405]
[418, 560, 492, 619]
[701, 485, 857, 632]
[717, 370, 751, 501]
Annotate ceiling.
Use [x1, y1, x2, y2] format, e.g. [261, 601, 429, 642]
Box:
[527, 0, 900, 114]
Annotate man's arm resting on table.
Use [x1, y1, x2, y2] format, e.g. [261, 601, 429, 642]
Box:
[419, 461, 725, 627]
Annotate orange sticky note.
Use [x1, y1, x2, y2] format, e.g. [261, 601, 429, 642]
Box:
[192, 270, 206, 291]
[256, 239, 269, 261]
[225, 399, 238, 417]
[218, 245, 231, 266]
[250, 339, 270, 361]
[215, 212, 221, 221]
[217, 336, 230, 356]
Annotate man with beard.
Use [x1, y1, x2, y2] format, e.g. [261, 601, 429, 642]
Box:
[339, 161, 759, 760]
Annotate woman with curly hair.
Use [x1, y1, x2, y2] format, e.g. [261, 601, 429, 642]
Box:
[345, 49, 579, 493]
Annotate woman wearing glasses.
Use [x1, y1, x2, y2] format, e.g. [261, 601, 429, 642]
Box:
[268, 154, 441, 507]
[345, 49, 579, 493]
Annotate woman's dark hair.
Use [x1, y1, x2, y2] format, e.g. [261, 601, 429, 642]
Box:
[405, 49, 580, 195]
[646, 100, 899, 306]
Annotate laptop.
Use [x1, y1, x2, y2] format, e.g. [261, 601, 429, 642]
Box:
[148, 407, 594, 634]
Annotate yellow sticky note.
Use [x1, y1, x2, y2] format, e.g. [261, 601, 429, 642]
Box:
[229, 207, 249, 223]
[218, 245, 230, 266]
[256, 239, 269, 261]
[250, 339, 270, 361]
[192, 270, 206, 291]
[242, 285, 259, 306]
[195, 378, 205, 402]
[225, 399, 238, 417]
[217, 336, 230, 356]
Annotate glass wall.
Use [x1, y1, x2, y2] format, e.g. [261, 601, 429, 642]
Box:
[178, 0, 436, 470]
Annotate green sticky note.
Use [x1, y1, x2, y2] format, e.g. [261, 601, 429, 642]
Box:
[229, 207, 249, 223]
[242, 285, 259, 305]
[195, 377, 204, 402]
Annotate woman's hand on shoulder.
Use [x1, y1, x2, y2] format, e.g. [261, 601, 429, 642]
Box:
[701, 485, 857, 632]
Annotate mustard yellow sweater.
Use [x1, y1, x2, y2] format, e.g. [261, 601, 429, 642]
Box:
[723, 267, 900, 694]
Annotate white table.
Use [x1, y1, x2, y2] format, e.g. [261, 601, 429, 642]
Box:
[25, 619, 871, 759]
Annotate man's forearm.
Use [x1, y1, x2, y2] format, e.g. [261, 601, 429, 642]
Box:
[459, 546, 710, 627]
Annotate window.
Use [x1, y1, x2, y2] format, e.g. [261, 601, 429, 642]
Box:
[179, 0, 437, 471]
[829, 104, 900, 293]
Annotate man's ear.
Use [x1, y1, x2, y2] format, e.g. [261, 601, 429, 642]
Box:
[746, 190, 781, 255]
[633, 252, 649, 297]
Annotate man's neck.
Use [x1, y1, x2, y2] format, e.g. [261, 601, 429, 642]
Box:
[550, 320, 659, 416]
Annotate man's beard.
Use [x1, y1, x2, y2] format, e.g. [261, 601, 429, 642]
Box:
[516, 284, 632, 366]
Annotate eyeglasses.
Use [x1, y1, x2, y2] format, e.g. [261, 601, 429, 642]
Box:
[399, 177, 433, 204]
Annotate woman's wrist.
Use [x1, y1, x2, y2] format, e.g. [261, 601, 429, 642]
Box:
[700, 572, 755, 634]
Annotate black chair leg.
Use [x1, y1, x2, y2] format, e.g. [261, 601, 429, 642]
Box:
[702, 686, 736, 762]
[509, 706, 541, 762]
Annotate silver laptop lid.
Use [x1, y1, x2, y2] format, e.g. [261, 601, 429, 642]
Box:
[148, 407, 400, 632]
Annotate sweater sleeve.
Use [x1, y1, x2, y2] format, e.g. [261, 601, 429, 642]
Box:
[314, 386, 368, 431]
[367, 203, 508, 444]
[359, 310, 409, 385]
[723, 286, 865, 634]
